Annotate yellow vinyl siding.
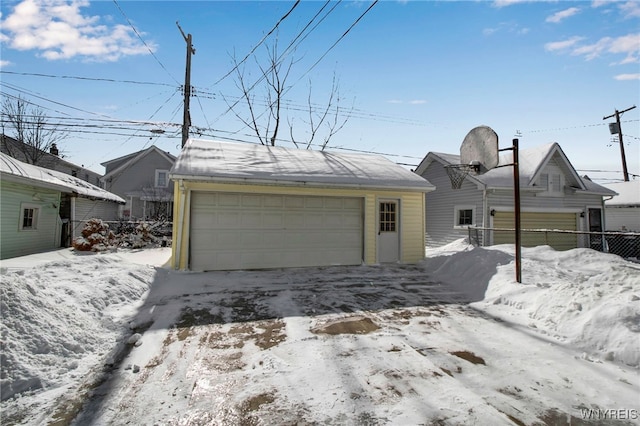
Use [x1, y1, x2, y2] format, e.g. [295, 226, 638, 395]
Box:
[171, 180, 427, 270]
[400, 193, 426, 263]
[493, 211, 578, 251]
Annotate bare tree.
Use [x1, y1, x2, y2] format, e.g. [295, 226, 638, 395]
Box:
[1, 96, 68, 165]
[224, 40, 351, 150]
[289, 73, 351, 150]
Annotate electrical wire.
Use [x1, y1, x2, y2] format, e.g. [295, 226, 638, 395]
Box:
[111, 0, 179, 85]
[210, 0, 302, 87]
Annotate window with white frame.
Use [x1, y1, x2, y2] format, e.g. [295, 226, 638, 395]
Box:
[20, 203, 40, 230]
[155, 169, 169, 187]
[539, 172, 563, 194]
[454, 205, 475, 228]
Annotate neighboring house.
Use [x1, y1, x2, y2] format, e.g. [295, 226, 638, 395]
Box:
[0, 153, 124, 260]
[101, 146, 176, 220]
[601, 180, 640, 232]
[1, 134, 103, 187]
[170, 139, 435, 271]
[414, 142, 617, 250]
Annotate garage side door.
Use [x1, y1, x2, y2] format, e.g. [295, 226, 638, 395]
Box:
[189, 192, 363, 271]
[493, 211, 578, 251]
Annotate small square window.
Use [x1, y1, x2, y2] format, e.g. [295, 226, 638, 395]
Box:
[458, 209, 473, 226]
[155, 170, 169, 187]
[379, 202, 397, 232]
[454, 205, 475, 228]
[20, 204, 40, 230]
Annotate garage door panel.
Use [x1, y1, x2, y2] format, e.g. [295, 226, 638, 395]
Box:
[219, 193, 240, 206]
[263, 212, 283, 227]
[264, 195, 283, 208]
[242, 195, 262, 207]
[493, 211, 577, 251]
[190, 192, 363, 271]
[285, 197, 305, 208]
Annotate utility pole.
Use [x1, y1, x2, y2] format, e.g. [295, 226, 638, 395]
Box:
[603, 105, 636, 182]
[177, 22, 195, 148]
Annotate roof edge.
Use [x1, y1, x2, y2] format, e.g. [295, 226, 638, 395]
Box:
[170, 174, 436, 193]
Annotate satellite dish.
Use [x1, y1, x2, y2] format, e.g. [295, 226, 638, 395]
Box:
[460, 125, 499, 174]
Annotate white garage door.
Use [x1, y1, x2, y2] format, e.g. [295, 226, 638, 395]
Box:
[189, 192, 363, 271]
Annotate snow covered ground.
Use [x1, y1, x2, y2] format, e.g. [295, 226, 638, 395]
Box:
[1, 241, 638, 425]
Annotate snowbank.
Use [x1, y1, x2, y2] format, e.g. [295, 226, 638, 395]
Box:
[458, 243, 640, 367]
[0, 255, 156, 401]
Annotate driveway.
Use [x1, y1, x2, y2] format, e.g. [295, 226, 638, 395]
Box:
[59, 261, 637, 426]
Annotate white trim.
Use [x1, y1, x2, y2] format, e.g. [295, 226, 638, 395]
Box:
[376, 197, 401, 263]
[19, 202, 40, 231]
[155, 169, 170, 188]
[453, 204, 476, 229]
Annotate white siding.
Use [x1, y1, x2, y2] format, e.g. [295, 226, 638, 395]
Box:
[73, 198, 121, 239]
[605, 207, 640, 232]
[421, 162, 483, 247]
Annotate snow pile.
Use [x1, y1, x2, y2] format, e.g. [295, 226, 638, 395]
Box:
[467, 244, 640, 367]
[0, 255, 155, 401]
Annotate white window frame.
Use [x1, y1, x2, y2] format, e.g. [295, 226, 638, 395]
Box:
[538, 173, 564, 196]
[155, 169, 169, 188]
[19, 203, 40, 231]
[453, 205, 476, 229]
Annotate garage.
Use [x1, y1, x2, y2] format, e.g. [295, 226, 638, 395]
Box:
[189, 192, 363, 271]
[170, 139, 435, 271]
[492, 211, 578, 251]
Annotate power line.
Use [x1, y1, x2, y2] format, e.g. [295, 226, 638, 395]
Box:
[0, 71, 175, 88]
[211, 0, 342, 124]
[294, 0, 378, 85]
[111, 0, 179, 85]
[210, 0, 302, 87]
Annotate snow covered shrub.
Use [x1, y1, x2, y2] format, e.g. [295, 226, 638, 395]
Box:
[115, 221, 160, 248]
[72, 218, 116, 252]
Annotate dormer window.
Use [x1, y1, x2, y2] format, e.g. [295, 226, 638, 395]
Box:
[540, 173, 563, 195]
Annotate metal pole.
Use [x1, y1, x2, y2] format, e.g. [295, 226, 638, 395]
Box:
[513, 138, 522, 283]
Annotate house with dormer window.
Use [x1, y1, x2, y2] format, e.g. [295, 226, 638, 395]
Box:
[101, 146, 176, 220]
[414, 142, 617, 250]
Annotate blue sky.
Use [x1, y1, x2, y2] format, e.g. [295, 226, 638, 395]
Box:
[1, 0, 638, 183]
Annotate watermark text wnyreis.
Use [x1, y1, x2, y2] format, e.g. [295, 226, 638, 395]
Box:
[581, 409, 638, 421]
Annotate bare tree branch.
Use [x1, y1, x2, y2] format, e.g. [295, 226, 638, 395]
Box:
[228, 37, 351, 150]
[1, 96, 68, 165]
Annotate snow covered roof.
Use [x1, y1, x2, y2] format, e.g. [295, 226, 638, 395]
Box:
[170, 139, 435, 192]
[1, 152, 125, 203]
[418, 143, 616, 196]
[602, 180, 639, 206]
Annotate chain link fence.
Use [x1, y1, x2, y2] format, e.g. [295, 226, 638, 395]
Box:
[468, 227, 640, 262]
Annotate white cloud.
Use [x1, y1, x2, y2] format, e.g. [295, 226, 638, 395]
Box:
[409, 100, 427, 105]
[492, 0, 532, 8]
[619, 0, 640, 18]
[387, 100, 403, 104]
[0, 60, 12, 68]
[571, 37, 612, 60]
[546, 7, 581, 23]
[614, 73, 640, 80]
[483, 21, 529, 37]
[0, 0, 155, 62]
[544, 36, 584, 52]
[546, 33, 640, 66]
[608, 33, 640, 64]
